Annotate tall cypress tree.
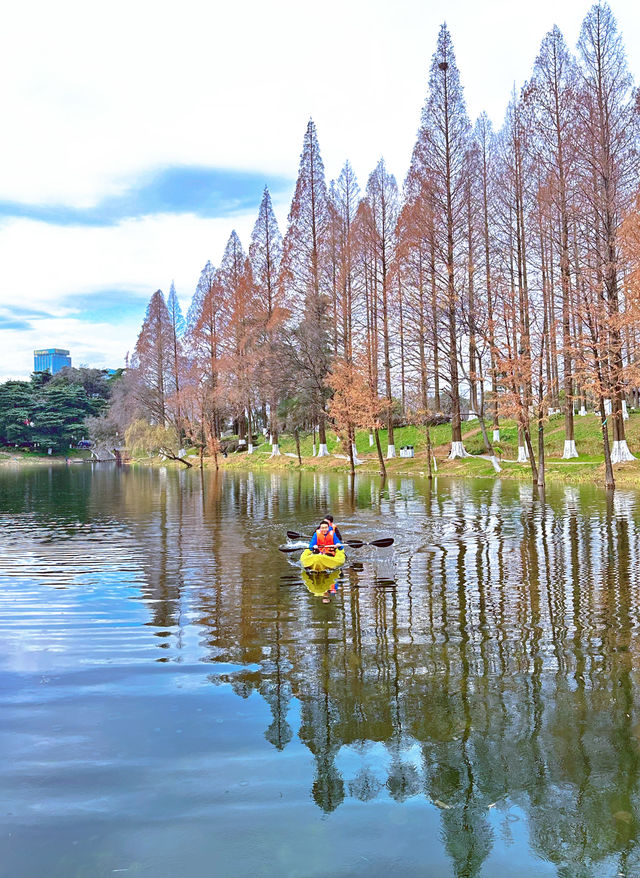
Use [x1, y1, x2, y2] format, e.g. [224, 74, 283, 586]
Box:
[218, 231, 257, 449]
[279, 119, 333, 455]
[249, 187, 284, 453]
[409, 24, 471, 458]
[187, 261, 227, 440]
[530, 26, 579, 459]
[166, 280, 186, 440]
[133, 289, 175, 426]
[365, 158, 399, 457]
[576, 2, 638, 470]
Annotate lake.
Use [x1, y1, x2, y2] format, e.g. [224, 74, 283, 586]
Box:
[1, 464, 640, 877]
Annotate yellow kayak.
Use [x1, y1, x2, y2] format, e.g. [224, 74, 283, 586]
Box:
[300, 548, 346, 573]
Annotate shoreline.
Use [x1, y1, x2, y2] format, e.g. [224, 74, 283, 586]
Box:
[5, 444, 640, 488]
[217, 447, 640, 487]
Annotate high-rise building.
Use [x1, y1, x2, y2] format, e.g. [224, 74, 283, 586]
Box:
[33, 348, 72, 374]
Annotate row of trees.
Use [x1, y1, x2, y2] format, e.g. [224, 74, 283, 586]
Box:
[0, 368, 112, 452]
[113, 3, 640, 487]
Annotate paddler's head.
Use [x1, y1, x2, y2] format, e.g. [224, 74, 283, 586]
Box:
[318, 521, 330, 536]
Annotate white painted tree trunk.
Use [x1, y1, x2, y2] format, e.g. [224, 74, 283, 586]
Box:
[611, 440, 636, 463]
[270, 444, 281, 457]
[448, 441, 470, 459]
[386, 444, 396, 459]
[351, 443, 362, 465]
[562, 439, 578, 459]
[467, 411, 476, 421]
[269, 434, 273, 445]
[369, 433, 374, 447]
[492, 429, 500, 443]
[623, 400, 629, 420]
[489, 455, 501, 472]
[605, 399, 612, 415]
[312, 444, 316, 457]
[317, 443, 330, 457]
[579, 407, 587, 416]
[517, 445, 529, 463]
[238, 438, 246, 447]
[247, 443, 254, 455]
[433, 456, 438, 472]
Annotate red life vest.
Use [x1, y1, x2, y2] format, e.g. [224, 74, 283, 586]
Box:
[316, 528, 336, 555]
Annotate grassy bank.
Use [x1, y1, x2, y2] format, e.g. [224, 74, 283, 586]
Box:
[0, 448, 94, 464]
[219, 414, 640, 487]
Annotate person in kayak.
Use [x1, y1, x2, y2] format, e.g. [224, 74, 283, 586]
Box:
[323, 514, 342, 542]
[309, 520, 343, 556]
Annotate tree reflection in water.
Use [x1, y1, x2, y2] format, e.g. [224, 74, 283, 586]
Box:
[112, 469, 640, 876]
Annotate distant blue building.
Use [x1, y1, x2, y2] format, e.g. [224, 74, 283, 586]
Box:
[33, 348, 72, 374]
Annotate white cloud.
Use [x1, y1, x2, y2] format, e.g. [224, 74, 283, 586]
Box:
[0, 210, 261, 380]
[2, 0, 638, 206]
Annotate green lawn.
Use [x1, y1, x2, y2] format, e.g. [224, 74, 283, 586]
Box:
[237, 413, 637, 463]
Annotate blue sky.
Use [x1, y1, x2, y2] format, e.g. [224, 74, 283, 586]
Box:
[0, 0, 638, 381]
[0, 167, 292, 227]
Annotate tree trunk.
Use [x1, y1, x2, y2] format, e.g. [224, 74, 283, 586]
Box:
[600, 398, 615, 489]
[398, 276, 406, 418]
[347, 426, 355, 477]
[537, 405, 545, 489]
[295, 429, 302, 466]
[317, 414, 329, 456]
[374, 427, 387, 477]
[524, 426, 538, 484]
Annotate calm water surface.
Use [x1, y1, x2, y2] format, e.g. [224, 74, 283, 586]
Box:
[2, 465, 640, 877]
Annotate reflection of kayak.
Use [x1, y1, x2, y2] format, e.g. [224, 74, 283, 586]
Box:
[300, 548, 346, 573]
[302, 569, 341, 596]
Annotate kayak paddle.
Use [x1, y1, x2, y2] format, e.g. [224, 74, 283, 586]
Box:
[285, 531, 394, 549]
[344, 537, 394, 549]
